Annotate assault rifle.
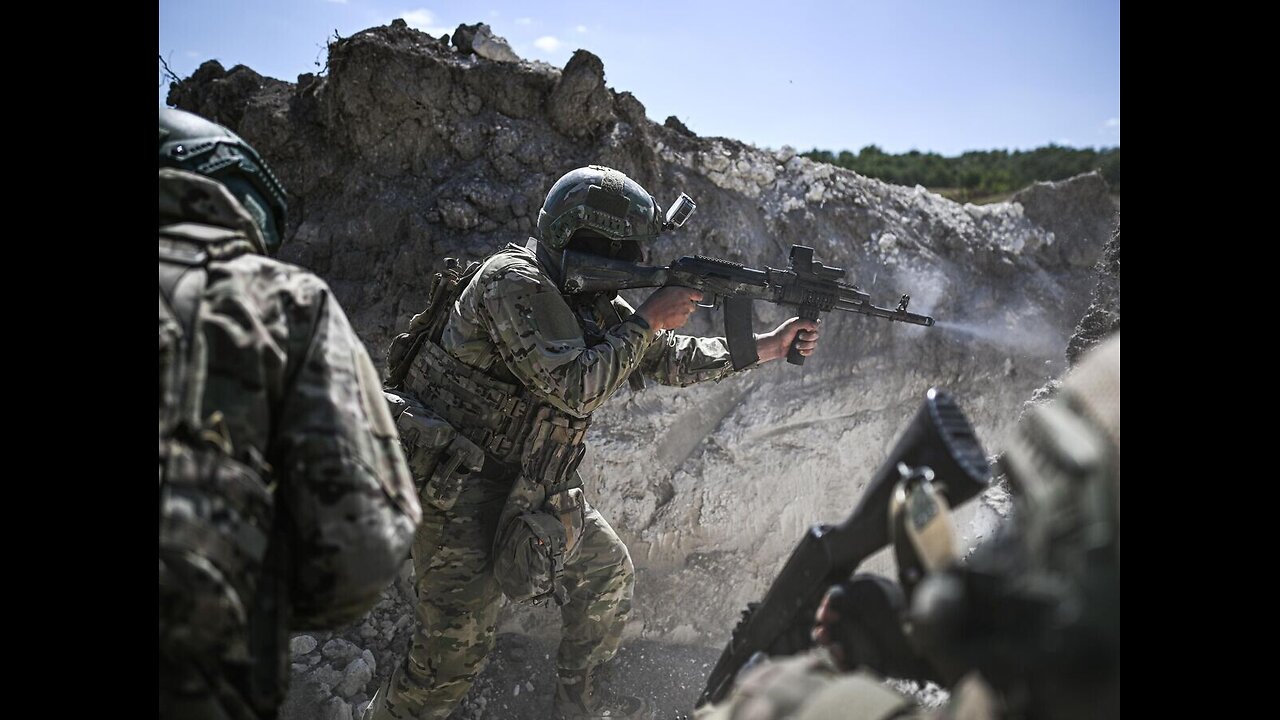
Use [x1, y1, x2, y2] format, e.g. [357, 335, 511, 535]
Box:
[561, 244, 934, 370]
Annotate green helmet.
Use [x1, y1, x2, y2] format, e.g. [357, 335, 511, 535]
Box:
[158, 108, 289, 256]
[536, 165, 693, 252]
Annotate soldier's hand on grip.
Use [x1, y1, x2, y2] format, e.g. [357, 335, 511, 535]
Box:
[755, 318, 821, 363]
[635, 286, 703, 331]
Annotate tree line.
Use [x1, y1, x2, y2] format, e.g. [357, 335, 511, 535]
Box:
[801, 144, 1120, 200]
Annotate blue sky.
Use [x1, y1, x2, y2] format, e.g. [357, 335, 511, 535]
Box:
[158, 0, 1119, 155]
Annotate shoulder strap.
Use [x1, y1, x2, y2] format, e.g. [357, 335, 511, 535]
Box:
[159, 241, 212, 438]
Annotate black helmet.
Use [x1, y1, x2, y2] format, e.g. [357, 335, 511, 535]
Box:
[158, 108, 289, 255]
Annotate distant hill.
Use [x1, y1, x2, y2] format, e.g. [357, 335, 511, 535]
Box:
[803, 144, 1119, 203]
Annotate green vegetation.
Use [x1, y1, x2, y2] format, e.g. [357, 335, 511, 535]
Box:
[801, 144, 1120, 203]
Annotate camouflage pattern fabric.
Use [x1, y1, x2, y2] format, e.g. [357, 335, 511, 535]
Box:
[159, 169, 421, 720]
[369, 241, 748, 719]
[367, 472, 633, 720]
[693, 648, 843, 720]
[695, 653, 998, 720]
[441, 243, 744, 414]
[692, 649, 916, 720]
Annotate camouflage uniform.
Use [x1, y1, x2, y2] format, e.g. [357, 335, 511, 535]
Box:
[159, 168, 422, 720]
[693, 650, 994, 720]
[370, 242, 747, 720]
[693, 649, 916, 720]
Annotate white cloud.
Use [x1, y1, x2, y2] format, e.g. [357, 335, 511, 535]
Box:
[399, 8, 451, 36]
[534, 35, 562, 52]
[575, 25, 588, 33]
[1104, 117, 1120, 129]
[401, 8, 433, 26]
[324, 0, 348, 4]
[516, 17, 533, 25]
[185, 50, 201, 58]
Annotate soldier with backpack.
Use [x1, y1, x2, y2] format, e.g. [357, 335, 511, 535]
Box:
[159, 107, 422, 720]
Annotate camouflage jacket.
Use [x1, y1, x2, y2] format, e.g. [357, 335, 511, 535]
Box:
[159, 169, 420, 716]
[694, 648, 999, 720]
[440, 242, 748, 419]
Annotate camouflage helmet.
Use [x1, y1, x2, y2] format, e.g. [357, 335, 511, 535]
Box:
[158, 108, 289, 255]
[536, 165, 665, 251]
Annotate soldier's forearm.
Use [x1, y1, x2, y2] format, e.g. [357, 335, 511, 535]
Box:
[514, 316, 657, 416]
[642, 333, 746, 387]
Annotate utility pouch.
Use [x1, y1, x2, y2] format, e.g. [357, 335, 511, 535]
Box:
[384, 389, 483, 510]
[493, 502, 570, 605]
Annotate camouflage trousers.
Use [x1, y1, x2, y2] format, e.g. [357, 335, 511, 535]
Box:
[367, 470, 635, 720]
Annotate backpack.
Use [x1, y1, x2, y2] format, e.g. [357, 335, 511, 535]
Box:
[158, 226, 281, 716]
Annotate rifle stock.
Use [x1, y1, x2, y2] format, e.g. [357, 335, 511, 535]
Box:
[563, 253, 670, 293]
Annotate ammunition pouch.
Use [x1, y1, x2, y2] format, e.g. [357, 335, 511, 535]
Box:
[521, 406, 591, 492]
[407, 341, 532, 464]
[384, 389, 485, 511]
[487, 401, 591, 605]
[492, 478, 587, 605]
[493, 500, 569, 605]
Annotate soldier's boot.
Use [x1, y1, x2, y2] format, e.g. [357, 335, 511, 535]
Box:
[553, 669, 654, 720]
[362, 685, 422, 720]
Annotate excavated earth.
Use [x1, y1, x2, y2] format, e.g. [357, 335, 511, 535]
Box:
[169, 21, 1121, 720]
